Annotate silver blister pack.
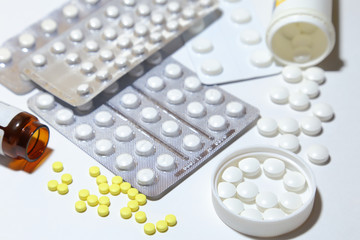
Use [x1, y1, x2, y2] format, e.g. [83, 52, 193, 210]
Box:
[28, 56, 259, 199]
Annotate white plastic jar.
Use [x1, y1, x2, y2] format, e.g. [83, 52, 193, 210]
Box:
[266, 0, 336, 67]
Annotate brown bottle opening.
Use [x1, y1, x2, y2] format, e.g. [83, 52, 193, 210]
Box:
[26, 123, 49, 162]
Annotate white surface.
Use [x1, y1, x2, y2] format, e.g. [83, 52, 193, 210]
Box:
[0, 0, 360, 239]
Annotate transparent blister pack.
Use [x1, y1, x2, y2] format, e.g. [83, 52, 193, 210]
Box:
[183, 0, 282, 85]
[28, 56, 259, 199]
[20, 0, 219, 107]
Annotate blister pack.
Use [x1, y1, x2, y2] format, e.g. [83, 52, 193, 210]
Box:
[28, 55, 259, 199]
[183, 0, 282, 85]
[18, 0, 218, 106]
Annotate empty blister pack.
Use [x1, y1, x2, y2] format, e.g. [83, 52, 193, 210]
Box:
[20, 0, 219, 107]
[28, 56, 259, 199]
[183, 0, 282, 85]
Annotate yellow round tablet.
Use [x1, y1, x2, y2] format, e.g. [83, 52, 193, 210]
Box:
[135, 211, 147, 223]
[127, 200, 139, 212]
[165, 214, 177, 227]
[120, 182, 131, 194]
[109, 184, 121, 196]
[89, 166, 100, 177]
[97, 205, 109, 217]
[112, 176, 123, 185]
[127, 188, 139, 200]
[135, 194, 147, 206]
[52, 161, 63, 172]
[120, 207, 132, 219]
[144, 223, 156, 235]
[57, 183, 69, 195]
[78, 189, 90, 201]
[87, 195, 99, 207]
[98, 183, 109, 194]
[61, 173, 73, 185]
[96, 175, 107, 185]
[156, 220, 168, 233]
[75, 201, 87, 213]
[47, 180, 58, 191]
[99, 196, 110, 207]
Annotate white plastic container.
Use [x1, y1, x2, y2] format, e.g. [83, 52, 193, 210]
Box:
[266, 0, 336, 67]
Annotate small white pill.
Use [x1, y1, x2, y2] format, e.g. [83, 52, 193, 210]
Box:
[137, 4, 151, 16]
[0, 48, 12, 64]
[222, 166, 243, 183]
[147, 76, 165, 91]
[96, 70, 111, 82]
[161, 120, 181, 137]
[154, 0, 167, 4]
[75, 124, 94, 140]
[69, 29, 84, 42]
[66, 53, 81, 65]
[136, 140, 155, 156]
[123, 0, 136, 7]
[184, 76, 202, 92]
[36, 93, 55, 110]
[263, 208, 286, 220]
[182, 6, 196, 19]
[81, 62, 96, 75]
[257, 117, 278, 137]
[256, 192, 278, 211]
[167, 1, 181, 13]
[146, 52, 162, 65]
[226, 101, 245, 118]
[263, 158, 285, 178]
[304, 67, 325, 84]
[151, 12, 165, 25]
[149, 32, 163, 44]
[205, 89, 224, 105]
[85, 0, 99, 5]
[289, 92, 310, 111]
[187, 102, 206, 118]
[41, 19, 57, 34]
[192, 38, 213, 53]
[55, 109, 74, 125]
[115, 125, 134, 142]
[200, 0, 214, 7]
[132, 44, 146, 56]
[164, 63, 182, 79]
[115, 56, 128, 69]
[241, 209, 263, 220]
[102, 28, 117, 41]
[300, 80, 319, 99]
[269, 86, 289, 104]
[32, 54, 47, 67]
[63, 4, 79, 19]
[105, 6, 119, 18]
[121, 93, 140, 109]
[99, 49, 114, 62]
[282, 65, 302, 83]
[238, 158, 261, 177]
[51, 42, 66, 54]
[134, 23, 148, 37]
[208, 115, 227, 131]
[141, 107, 160, 123]
[307, 144, 329, 164]
[312, 103, 334, 122]
[166, 20, 179, 32]
[117, 36, 132, 49]
[231, 8, 251, 24]
[167, 89, 185, 104]
[156, 154, 176, 171]
[300, 116, 322, 136]
[201, 59, 223, 76]
[277, 117, 299, 135]
[120, 15, 134, 28]
[240, 29, 261, 45]
[236, 181, 259, 203]
[95, 111, 114, 127]
[223, 198, 244, 215]
[116, 153, 135, 170]
[95, 139, 114, 156]
[278, 134, 300, 152]
[279, 192, 303, 213]
[137, 168, 156, 185]
[218, 182, 236, 198]
[18, 33, 35, 49]
[284, 171, 306, 192]
[77, 84, 91, 96]
[293, 46, 312, 63]
[183, 134, 202, 151]
[250, 50, 273, 68]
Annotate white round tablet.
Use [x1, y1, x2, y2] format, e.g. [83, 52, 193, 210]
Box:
[115, 125, 134, 142]
[102, 28, 118, 41]
[0, 48, 12, 64]
[137, 168, 156, 185]
[115, 153, 135, 170]
[300, 116, 322, 136]
[218, 182, 236, 199]
[300, 80, 319, 99]
[240, 29, 261, 45]
[164, 63, 182, 79]
[182, 134, 202, 151]
[95, 111, 114, 127]
[95, 139, 114, 156]
[120, 15, 134, 28]
[263, 208, 286, 220]
[289, 92, 310, 111]
[167, 89, 185, 104]
[304, 67, 325, 84]
[312, 103, 334, 122]
[132, 44, 146, 56]
[231, 8, 251, 24]
[192, 38, 213, 53]
[307, 144, 329, 164]
[166, 20, 179, 32]
[149, 32, 163, 44]
[238, 157, 261, 177]
[78, 83, 91, 96]
[18, 33, 36, 49]
[201, 59, 223, 76]
[269, 86, 289, 104]
[250, 50, 273, 68]
[51, 42, 66, 54]
[236, 181, 259, 203]
[226, 101, 246, 118]
[135, 140, 155, 156]
[283, 171, 306, 192]
[241, 209, 263, 220]
[123, 0, 136, 6]
[75, 124, 94, 141]
[69, 29, 84, 42]
[146, 76, 165, 91]
[115, 56, 128, 69]
[182, 7, 196, 19]
[200, 0, 214, 7]
[99, 49, 114, 62]
[105, 6, 119, 18]
[184, 76, 202, 92]
[137, 3, 151, 16]
[85, 0, 99, 5]
[223, 198, 244, 215]
[121, 93, 140, 109]
[32, 54, 47, 67]
[134, 23, 148, 37]
[154, 0, 167, 4]
[279, 192, 302, 213]
[156, 154, 176, 171]
[205, 89, 224, 105]
[36, 93, 55, 110]
[141, 107, 160, 123]
[55, 109, 74, 125]
[256, 192, 278, 211]
[277, 117, 299, 135]
[257, 117, 278, 137]
[263, 158, 285, 178]
[208, 115, 228, 131]
[151, 12, 165, 25]
[161, 120, 181, 137]
[187, 102, 206, 118]
[41, 19, 58, 34]
[282, 65, 302, 83]
[63, 4, 79, 19]
[96, 70, 111, 82]
[222, 166, 243, 183]
[278, 134, 299, 153]
[117, 36, 132, 49]
[167, 2, 181, 13]
[81, 62, 96, 75]
[66, 53, 81, 65]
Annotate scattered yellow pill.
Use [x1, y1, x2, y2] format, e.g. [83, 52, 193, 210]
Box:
[127, 188, 139, 200]
[47, 180, 58, 191]
[135, 211, 147, 223]
[165, 214, 177, 227]
[127, 200, 139, 212]
[109, 184, 121, 196]
[156, 220, 168, 233]
[144, 223, 156, 235]
[61, 173, 73, 185]
[96, 175, 107, 185]
[78, 189, 90, 201]
[98, 183, 110, 194]
[57, 183, 69, 195]
[99, 196, 110, 207]
[87, 195, 99, 207]
[75, 201, 87, 213]
[120, 182, 131, 194]
[52, 161, 63, 172]
[135, 194, 147, 206]
[120, 207, 132, 219]
[112, 176, 123, 185]
[89, 166, 100, 177]
[97, 205, 109, 217]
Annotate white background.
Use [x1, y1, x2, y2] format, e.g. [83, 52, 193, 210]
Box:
[0, 0, 359, 239]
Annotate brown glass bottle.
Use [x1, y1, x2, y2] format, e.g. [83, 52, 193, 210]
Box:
[0, 103, 49, 162]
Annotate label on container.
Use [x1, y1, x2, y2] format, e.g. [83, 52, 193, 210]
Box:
[0, 102, 22, 156]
